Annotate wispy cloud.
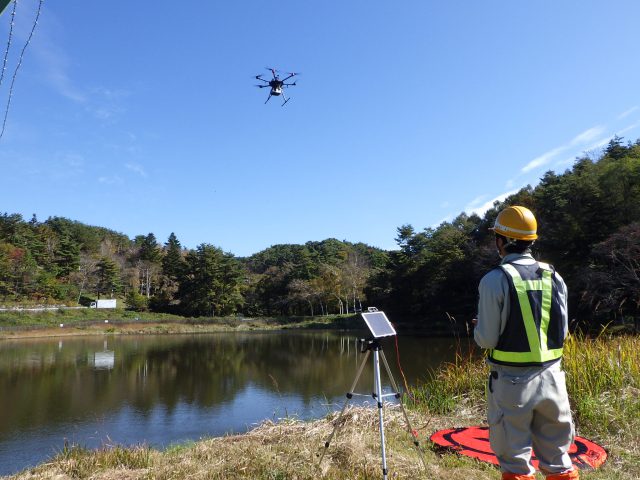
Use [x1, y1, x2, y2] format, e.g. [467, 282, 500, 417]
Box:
[125, 163, 147, 177]
[569, 126, 606, 146]
[521, 125, 606, 173]
[31, 14, 128, 121]
[494, 110, 639, 223]
[618, 106, 638, 120]
[465, 189, 518, 217]
[617, 121, 640, 136]
[584, 136, 614, 152]
[522, 146, 567, 173]
[98, 175, 124, 185]
[552, 122, 640, 170]
[31, 16, 87, 103]
[62, 153, 84, 169]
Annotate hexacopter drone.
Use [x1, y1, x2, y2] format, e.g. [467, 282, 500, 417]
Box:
[255, 68, 299, 106]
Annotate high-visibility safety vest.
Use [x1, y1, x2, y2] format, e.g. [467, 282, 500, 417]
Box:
[489, 261, 565, 366]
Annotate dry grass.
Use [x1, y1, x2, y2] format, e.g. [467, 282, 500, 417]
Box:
[5, 333, 640, 479]
[6, 400, 640, 480]
[9, 405, 500, 480]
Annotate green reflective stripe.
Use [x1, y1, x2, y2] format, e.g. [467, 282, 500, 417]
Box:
[493, 263, 563, 365]
[501, 264, 541, 354]
[490, 347, 563, 363]
[523, 279, 544, 290]
[539, 269, 553, 351]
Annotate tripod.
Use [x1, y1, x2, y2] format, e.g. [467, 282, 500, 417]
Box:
[318, 338, 426, 479]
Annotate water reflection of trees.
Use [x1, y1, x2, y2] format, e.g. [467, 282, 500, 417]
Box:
[0, 333, 468, 438]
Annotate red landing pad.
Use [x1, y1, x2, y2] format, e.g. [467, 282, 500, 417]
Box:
[430, 426, 607, 471]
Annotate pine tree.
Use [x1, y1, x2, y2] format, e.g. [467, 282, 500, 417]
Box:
[162, 232, 186, 281]
[139, 233, 161, 263]
[95, 257, 121, 298]
[54, 234, 80, 278]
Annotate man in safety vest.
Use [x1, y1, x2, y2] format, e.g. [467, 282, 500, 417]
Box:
[473, 205, 579, 480]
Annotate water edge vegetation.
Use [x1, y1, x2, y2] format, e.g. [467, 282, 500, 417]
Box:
[3, 329, 638, 480]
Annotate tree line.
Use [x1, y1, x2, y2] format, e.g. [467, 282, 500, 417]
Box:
[1, 137, 639, 331]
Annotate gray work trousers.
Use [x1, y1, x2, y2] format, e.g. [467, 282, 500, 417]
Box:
[487, 361, 575, 475]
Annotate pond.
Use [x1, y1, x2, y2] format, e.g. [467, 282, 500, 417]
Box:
[0, 330, 476, 476]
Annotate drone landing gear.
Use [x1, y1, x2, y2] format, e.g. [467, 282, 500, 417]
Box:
[264, 94, 289, 106]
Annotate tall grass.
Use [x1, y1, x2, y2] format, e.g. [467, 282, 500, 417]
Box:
[54, 442, 152, 478]
[563, 333, 640, 439]
[407, 340, 487, 415]
[408, 333, 640, 441]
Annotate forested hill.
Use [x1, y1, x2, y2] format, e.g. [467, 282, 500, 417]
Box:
[2, 137, 639, 332]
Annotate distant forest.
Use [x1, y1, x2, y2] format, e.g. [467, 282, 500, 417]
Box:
[2, 137, 639, 332]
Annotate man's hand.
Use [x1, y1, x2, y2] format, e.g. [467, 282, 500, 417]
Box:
[471, 318, 478, 326]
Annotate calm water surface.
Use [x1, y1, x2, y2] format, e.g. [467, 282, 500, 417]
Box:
[0, 330, 475, 475]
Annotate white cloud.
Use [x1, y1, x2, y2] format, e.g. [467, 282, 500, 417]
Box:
[30, 14, 128, 121]
[432, 215, 453, 227]
[584, 136, 613, 152]
[553, 156, 578, 169]
[569, 126, 605, 146]
[465, 189, 519, 217]
[618, 106, 638, 120]
[521, 125, 607, 174]
[522, 146, 566, 173]
[617, 121, 640, 136]
[62, 153, 84, 168]
[31, 16, 87, 103]
[125, 163, 147, 177]
[98, 175, 123, 185]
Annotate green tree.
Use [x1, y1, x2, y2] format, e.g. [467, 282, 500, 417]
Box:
[179, 244, 243, 316]
[162, 232, 186, 281]
[139, 233, 161, 263]
[54, 233, 80, 278]
[95, 257, 121, 298]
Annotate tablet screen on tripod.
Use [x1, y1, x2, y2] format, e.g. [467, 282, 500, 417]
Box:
[361, 311, 396, 338]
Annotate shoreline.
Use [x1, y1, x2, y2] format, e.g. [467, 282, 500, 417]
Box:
[1, 330, 638, 478]
[7, 405, 489, 480]
[0, 321, 251, 340]
[0, 310, 363, 339]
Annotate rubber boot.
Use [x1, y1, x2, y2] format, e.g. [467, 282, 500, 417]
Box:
[501, 473, 536, 480]
[545, 469, 579, 480]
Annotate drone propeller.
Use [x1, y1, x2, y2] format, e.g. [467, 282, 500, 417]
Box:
[255, 85, 269, 88]
[280, 72, 300, 82]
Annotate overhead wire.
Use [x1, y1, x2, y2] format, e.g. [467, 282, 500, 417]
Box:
[0, 0, 17, 90]
[0, 0, 44, 141]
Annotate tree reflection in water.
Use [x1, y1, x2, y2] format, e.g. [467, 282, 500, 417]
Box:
[0, 331, 473, 475]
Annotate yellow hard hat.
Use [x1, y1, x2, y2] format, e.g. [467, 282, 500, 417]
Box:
[492, 205, 538, 241]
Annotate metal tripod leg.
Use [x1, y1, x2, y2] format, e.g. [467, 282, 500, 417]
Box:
[379, 349, 428, 471]
[317, 349, 371, 468]
[373, 347, 389, 479]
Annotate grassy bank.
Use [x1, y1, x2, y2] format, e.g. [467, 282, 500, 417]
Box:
[408, 333, 640, 479]
[0, 309, 361, 339]
[4, 333, 640, 479]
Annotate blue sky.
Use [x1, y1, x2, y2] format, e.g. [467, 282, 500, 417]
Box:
[1, 1, 639, 257]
